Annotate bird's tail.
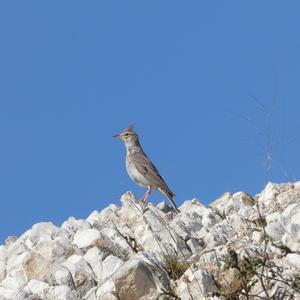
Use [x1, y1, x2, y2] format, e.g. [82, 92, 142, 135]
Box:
[159, 188, 180, 213]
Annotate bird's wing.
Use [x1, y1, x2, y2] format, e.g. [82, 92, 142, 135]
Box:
[131, 151, 170, 191]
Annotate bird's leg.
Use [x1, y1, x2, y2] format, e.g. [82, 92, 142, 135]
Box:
[140, 186, 152, 207]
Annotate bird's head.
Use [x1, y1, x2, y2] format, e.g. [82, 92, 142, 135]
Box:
[113, 125, 140, 147]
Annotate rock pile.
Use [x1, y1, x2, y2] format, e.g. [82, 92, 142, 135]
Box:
[0, 182, 300, 299]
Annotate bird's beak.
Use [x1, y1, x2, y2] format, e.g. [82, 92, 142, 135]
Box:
[113, 133, 120, 138]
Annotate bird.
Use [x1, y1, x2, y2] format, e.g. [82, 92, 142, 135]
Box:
[114, 125, 180, 213]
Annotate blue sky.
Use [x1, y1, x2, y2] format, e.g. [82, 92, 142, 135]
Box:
[0, 1, 299, 243]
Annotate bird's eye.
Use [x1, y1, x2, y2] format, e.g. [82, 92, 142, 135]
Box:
[124, 133, 129, 136]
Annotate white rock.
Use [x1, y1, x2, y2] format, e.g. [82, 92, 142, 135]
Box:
[86, 210, 100, 226]
[27, 279, 49, 298]
[170, 212, 203, 240]
[210, 192, 254, 218]
[179, 199, 207, 215]
[7, 238, 31, 258]
[258, 182, 280, 206]
[0, 287, 16, 299]
[156, 201, 172, 213]
[265, 212, 284, 241]
[24, 252, 52, 281]
[285, 253, 300, 269]
[198, 221, 234, 248]
[102, 255, 124, 280]
[0, 246, 7, 261]
[95, 279, 118, 299]
[120, 191, 138, 208]
[0, 262, 6, 282]
[15, 289, 37, 300]
[0, 246, 7, 282]
[280, 203, 300, 251]
[1, 266, 27, 292]
[73, 228, 101, 248]
[4, 237, 17, 248]
[238, 206, 258, 220]
[26, 222, 60, 248]
[252, 230, 264, 243]
[110, 253, 171, 300]
[177, 268, 217, 300]
[201, 211, 220, 227]
[187, 238, 204, 253]
[61, 254, 96, 298]
[53, 267, 73, 286]
[6, 251, 29, 273]
[100, 227, 134, 259]
[131, 209, 189, 260]
[83, 247, 107, 279]
[61, 217, 91, 239]
[227, 214, 248, 232]
[1, 182, 300, 300]
[45, 285, 78, 300]
[118, 192, 145, 221]
[281, 203, 300, 239]
[94, 205, 120, 229]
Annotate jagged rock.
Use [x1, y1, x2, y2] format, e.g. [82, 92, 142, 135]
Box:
[73, 228, 101, 249]
[1, 264, 28, 293]
[100, 227, 135, 259]
[187, 238, 204, 253]
[265, 212, 284, 241]
[170, 211, 203, 240]
[110, 252, 171, 300]
[83, 247, 107, 279]
[285, 253, 300, 269]
[281, 203, 300, 251]
[26, 279, 49, 298]
[252, 230, 264, 243]
[44, 285, 78, 300]
[51, 267, 74, 287]
[60, 254, 96, 298]
[0, 246, 7, 282]
[0, 181, 300, 299]
[83, 246, 124, 283]
[132, 208, 189, 260]
[198, 220, 235, 248]
[222, 267, 243, 293]
[102, 255, 124, 280]
[96, 280, 117, 300]
[0, 287, 15, 300]
[176, 268, 217, 300]
[156, 201, 173, 213]
[24, 252, 52, 281]
[210, 191, 254, 218]
[266, 202, 300, 252]
[61, 217, 92, 240]
[84, 280, 118, 300]
[14, 290, 39, 300]
[25, 222, 62, 247]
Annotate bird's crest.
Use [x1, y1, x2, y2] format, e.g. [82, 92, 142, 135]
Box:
[126, 124, 134, 132]
[122, 124, 135, 134]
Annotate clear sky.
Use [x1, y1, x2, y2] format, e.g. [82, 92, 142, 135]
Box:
[0, 1, 299, 243]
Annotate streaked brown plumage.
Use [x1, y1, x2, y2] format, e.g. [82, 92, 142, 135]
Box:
[114, 126, 179, 213]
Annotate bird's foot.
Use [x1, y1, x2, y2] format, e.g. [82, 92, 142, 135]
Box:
[141, 204, 149, 213]
[139, 198, 148, 213]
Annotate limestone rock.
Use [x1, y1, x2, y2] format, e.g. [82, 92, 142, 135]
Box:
[176, 268, 217, 300]
[110, 253, 171, 300]
[26, 279, 49, 298]
[73, 228, 101, 249]
[45, 285, 78, 300]
[1, 181, 300, 299]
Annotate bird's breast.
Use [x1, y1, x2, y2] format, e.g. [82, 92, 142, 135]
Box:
[126, 157, 149, 188]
